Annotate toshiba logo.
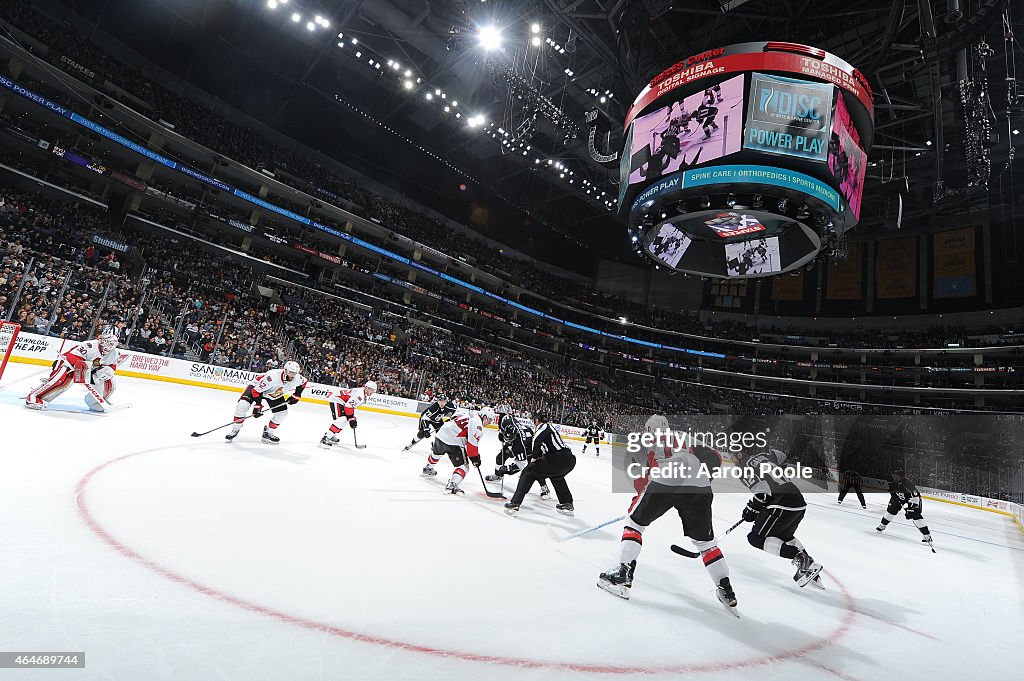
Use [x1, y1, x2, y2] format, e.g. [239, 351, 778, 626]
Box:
[650, 48, 725, 86]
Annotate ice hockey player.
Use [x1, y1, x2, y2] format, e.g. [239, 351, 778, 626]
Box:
[597, 414, 737, 612]
[739, 448, 823, 588]
[421, 407, 495, 495]
[319, 380, 377, 447]
[25, 330, 119, 411]
[503, 410, 575, 516]
[838, 469, 866, 508]
[694, 99, 720, 140]
[224, 360, 307, 443]
[876, 469, 933, 547]
[582, 420, 604, 456]
[704, 83, 723, 104]
[402, 393, 455, 451]
[486, 404, 551, 500]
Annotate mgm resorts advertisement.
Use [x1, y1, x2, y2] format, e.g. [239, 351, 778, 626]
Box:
[744, 73, 833, 162]
[609, 414, 1023, 499]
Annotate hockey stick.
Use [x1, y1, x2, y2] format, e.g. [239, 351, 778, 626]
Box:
[83, 382, 110, 413]
[474, 464, 506, 499]
[191, 415, 252, 438]
[546, 515, 626, 543]
[671, 518, 746, 559]
[353, 429, 367, 449]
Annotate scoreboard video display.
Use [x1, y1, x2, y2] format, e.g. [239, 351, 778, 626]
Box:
[619, 42, 873, 279]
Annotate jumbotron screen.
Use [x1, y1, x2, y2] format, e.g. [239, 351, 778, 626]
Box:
[624, 74, 745, 186]
[620, 42, 873, 279]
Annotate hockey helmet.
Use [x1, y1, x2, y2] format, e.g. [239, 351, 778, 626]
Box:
[477, 406, 496, 424]
[283, 360, 301, 377]
[364, 380, 378, 395]
[532, 409, 549, 423]
[97, 330, 119, 354]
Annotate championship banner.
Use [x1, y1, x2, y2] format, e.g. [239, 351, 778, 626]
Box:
[826, 242, 863, 299]
[743, 73, 833, 161]
[933, 227, 976, 299]
[771, 270, 804, 301]
[875, 237, 917, 299]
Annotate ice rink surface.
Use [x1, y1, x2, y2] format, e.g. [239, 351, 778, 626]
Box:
[1, 362, 1021, 681]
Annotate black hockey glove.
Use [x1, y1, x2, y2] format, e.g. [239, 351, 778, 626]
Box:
[347, 415, 358, 429]
[287, 396, 300, 405]
[469, 455, 481, 468]
[742, 503, 759, 523]
[252, 404, 264, 419]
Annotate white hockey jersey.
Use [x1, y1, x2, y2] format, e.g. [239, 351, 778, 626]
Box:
[250, 368, 308, 400]
[436, 412, 485, 458]
[327, 386, 369, 415]
[62, 340, 118, 371]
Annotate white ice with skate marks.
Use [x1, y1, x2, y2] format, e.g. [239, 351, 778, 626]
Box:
[0, 362, 1021, 681]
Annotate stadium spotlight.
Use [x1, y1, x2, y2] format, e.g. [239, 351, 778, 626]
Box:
[404, 80, 414, 90]
[306, 21, 315, 31]
[531, 36, 541, 46]
[291, 12, 300, 22]
[478, 25, 503, 51]
[531, 22, 541, 33]
[267, 0, 278, 9]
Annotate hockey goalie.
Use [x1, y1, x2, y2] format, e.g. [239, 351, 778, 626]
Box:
[25, 331, 119, 411]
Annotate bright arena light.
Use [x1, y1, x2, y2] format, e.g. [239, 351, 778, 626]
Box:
[478, 25, 503, 51]
[530, 22, 541, 34]
[403, 80, 414, 90]
[267, 0, 278, 9]
[531, 36, 541, 46]
[291, 12, 300, 22]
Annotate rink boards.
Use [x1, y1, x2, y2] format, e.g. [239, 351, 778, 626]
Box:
[7, 330, 612, 444]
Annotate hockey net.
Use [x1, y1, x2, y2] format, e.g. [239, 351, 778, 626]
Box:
[0, 320, 20, 383]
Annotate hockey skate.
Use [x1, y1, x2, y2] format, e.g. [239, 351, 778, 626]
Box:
[24, 395, 46, 410]
[319, 434, 337, 448]
[485, 473, 502, 482]
[443, 480, 465, 496]
[792, 550, 823, 587]
[556, 503, 574, 516]
[539, 485, 552, 500]
[876, 523, 887, 532]
[597, 561, 635, 599]
[225, 430, 240, 441]
[716, 577, 739, 616]
[504, 502, 520, 516]
[261, 427, 280, 444]
[421, 465, 437, 477]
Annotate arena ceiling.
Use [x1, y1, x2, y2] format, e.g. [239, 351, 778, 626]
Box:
[71, 0, 1021, 272]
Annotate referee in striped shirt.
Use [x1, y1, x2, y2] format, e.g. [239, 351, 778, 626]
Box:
[504, 410, 576, 516]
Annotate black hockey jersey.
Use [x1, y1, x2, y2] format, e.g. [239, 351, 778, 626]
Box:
[498, 413, 533, 460]
[584, 425, 603, 439]
[887, 479, 922, 508]
[531, 422, 569, 460]
[420, 400, 456, 427]
[741, 450, 806, 512]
